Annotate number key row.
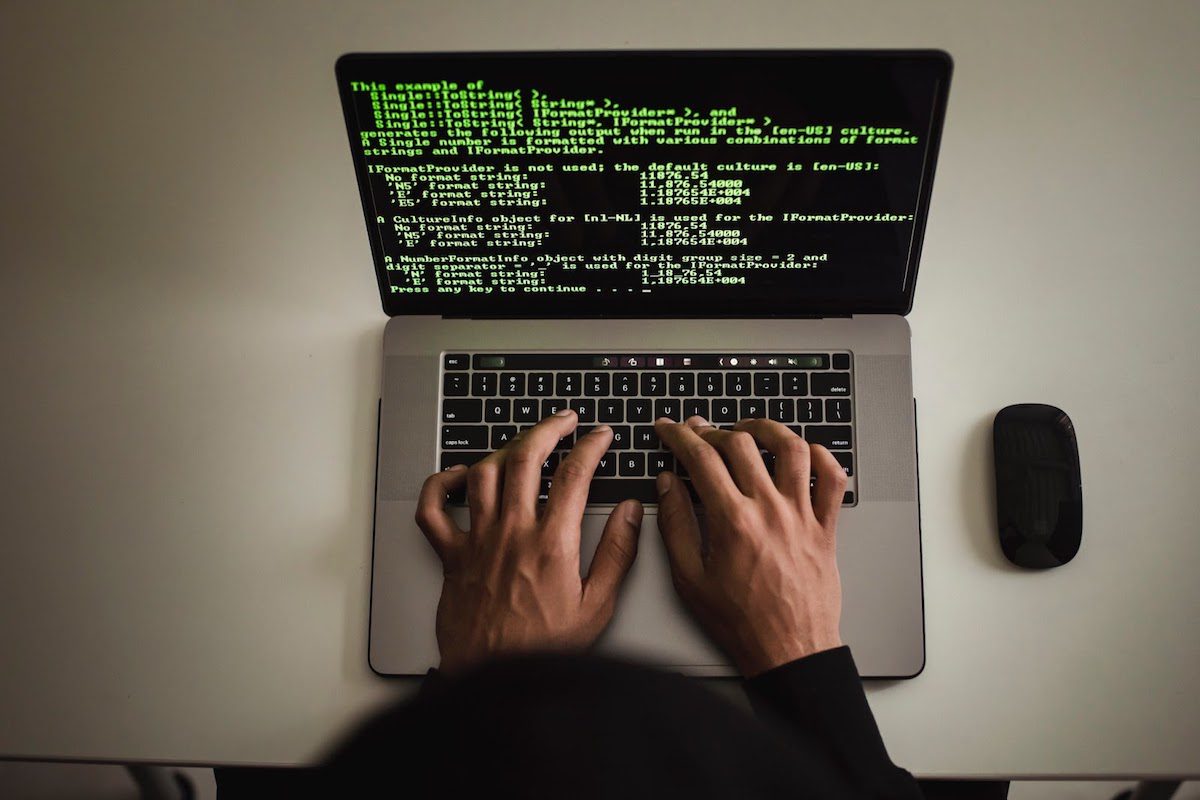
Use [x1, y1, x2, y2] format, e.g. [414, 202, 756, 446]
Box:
[448, 370, 851, 398]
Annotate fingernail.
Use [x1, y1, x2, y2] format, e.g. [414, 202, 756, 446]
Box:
[591, 424, 612, 435]
[626, 501, 643, 526]
[555, 408, 574, 417]
[657, 472, 673, 495]
[688, 416, 712, 428]
[447, 463, 467, 471]
[654, 416, 672, 424]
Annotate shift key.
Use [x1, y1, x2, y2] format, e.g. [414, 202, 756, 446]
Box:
[442, 399, 483, 422]
[442, 425, 488, 449]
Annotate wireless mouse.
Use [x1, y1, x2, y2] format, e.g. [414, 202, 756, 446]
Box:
[992, 404, 1082, 568]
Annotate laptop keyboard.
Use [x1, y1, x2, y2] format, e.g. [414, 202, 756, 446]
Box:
[439, 352, 857, 507]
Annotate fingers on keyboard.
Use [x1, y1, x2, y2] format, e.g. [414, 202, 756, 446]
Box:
[438, 354, 855, 505]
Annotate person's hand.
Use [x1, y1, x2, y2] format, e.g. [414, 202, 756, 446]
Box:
[653, 415, 847, 677]
[415, 410, 644, 675]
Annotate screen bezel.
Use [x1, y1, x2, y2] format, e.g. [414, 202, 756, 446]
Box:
[335, 49, 952, 318]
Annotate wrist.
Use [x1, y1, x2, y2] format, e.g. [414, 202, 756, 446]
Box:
[735, 632, 843, 678]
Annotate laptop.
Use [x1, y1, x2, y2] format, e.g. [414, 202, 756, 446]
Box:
[336, 50, 951, 678]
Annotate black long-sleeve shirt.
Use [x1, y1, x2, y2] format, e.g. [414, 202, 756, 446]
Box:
[304, 646, 922, 798]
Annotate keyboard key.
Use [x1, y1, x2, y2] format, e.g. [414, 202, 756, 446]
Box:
[797, 399, 823, 423]
[441, 425, 488, 449]
[499, 373, 525, 396]
[440, 451, 487, 498]
[439, 450, 487, 470]
[640, 372, 666, 396]
[825, 398, 852, 422]
[783, 373, 808, 396]
[683, 398, 709, 420]
[556, 373, 581, 396]
[484, 399, 511, 422]
[529, 373, 553, 396]
[554, 430, 575, 450]
[570, 398, 596, 423]
[805, 425, 853, 449]
[740, 399, 765, 419]
[471, 373, 496, 397]
[541, 452, 559, 476]
[761, 450, 776, 475]
[609, 425, 631, 449]
[626, 399, 652, 422]
[442, 399, 483, 422]
[725, 372, 751, 396]
[443, 353, 470, 370]
[586, 479, 659, 504]
[711, 398, 737, 423]
[443, 373, 469, 396]
[538, 479, 553, 502]
[811, 372, 852, 396]
[698, 372, 722, 396]
[832, 353, 851, 371]
[598, 399, 624, 423]
[541, 398, 567, 417]
[767, 398, 794, 423]
[788, 425, 804, 438]
[491, 425, 518, 449]
[654, 399, 681, 421]
[585, 373, 610, 396]
[648, 452, 675, 476]
[833, 451, 854, 476]
[843, 491, 855, 505]
[753, 372, 780, 396]
[669, 373, 695, 396]
[619, 452, 646, 476]
[513, 400, 539, 423]
[595, 452, 617, 477]
[614, 372, 637, 396]
[633, 425, 660, 450]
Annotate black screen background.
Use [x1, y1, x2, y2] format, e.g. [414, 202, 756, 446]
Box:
[336, 51, 951, 317]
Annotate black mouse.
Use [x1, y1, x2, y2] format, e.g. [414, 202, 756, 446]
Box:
[992, 404, 1083, 568]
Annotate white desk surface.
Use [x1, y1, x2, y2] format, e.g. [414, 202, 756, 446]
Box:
[2, 0, 1197, 778]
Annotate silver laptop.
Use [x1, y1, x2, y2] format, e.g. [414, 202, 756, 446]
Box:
[336, 50, 951, 678]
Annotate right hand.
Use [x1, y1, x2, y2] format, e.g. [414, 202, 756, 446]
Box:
[653, 415, 848, 677]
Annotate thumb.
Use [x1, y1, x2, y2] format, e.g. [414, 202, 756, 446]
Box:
[655, 472, 704, 592]
[583, 499, 643, 621]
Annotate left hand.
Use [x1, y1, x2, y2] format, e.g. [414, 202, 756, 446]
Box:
[415, 410, 644, 675]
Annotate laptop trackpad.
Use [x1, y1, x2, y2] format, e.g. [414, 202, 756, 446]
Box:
[579, 509, 727, 672]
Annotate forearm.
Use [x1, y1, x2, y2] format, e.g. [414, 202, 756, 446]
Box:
[744, 646, 922, 799]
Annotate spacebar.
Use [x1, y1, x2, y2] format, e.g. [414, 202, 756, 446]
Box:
[587, 479, 659, 505]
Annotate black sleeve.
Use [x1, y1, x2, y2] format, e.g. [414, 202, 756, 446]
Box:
[743, 646, 923, 799]
[218, 652, 926, 800]
[417, 666, 444, 694]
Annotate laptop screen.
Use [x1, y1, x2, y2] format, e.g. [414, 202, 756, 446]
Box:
[336, 51, 951, 318]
